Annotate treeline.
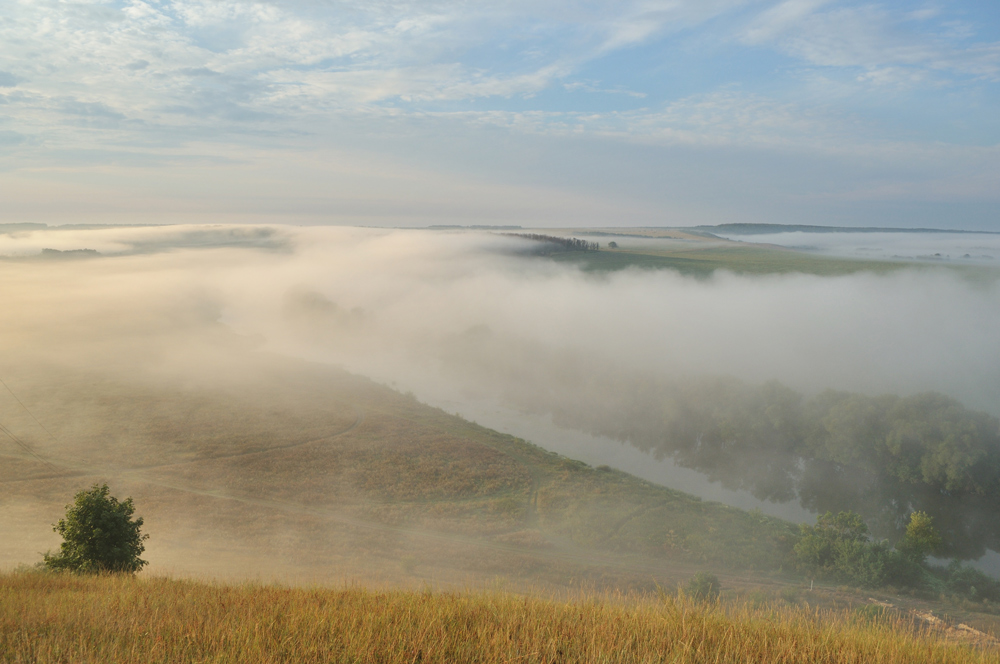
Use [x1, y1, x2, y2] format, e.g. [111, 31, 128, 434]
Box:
[507, 233, 600, 252]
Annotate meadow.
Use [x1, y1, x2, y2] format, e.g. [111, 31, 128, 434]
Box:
[2, 571, 996, 664]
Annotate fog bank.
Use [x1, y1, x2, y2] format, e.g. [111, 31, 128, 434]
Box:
[2, 224, 999, 541]
[717, 230, 1000, 265]
[2, 223, 998, 430]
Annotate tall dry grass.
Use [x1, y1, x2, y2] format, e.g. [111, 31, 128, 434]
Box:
[1, 571, 994, 663]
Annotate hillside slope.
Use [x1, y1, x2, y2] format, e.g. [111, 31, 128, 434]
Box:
[0, 349, 796, 588]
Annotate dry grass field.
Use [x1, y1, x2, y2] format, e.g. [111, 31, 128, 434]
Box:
[3, 571, 998, 664]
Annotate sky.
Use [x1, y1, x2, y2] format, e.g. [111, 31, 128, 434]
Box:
[1, 0, 999, 229]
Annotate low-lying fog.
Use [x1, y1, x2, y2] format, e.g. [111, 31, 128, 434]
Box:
[2, 223, 999, 564]
[716, 229, 1000, 264]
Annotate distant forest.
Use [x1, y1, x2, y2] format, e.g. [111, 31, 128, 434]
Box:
[507, 233, 600, 252]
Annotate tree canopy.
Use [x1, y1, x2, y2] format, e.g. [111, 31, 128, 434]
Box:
[43, 483, 148, 574]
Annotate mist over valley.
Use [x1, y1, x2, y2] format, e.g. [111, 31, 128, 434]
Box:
[2, 224, 999, 585]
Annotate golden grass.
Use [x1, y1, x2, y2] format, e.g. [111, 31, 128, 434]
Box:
[2, 572, 994, 664]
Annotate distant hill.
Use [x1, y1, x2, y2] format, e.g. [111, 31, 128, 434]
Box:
[0, 223, 47, 233]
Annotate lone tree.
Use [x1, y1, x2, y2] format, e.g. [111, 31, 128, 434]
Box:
[43, 483, 148, 574]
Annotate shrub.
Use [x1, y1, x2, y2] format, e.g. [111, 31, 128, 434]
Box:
[944, 561, 1000, 603]
[794, 511, 893, 588]
[687, 572, 721, 601]
[794, 511, 948, 590]
[43, 483, 148, 574]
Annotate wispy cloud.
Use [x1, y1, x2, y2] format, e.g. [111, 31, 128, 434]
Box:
[2, 0, 997, 137]
[742, 1, 1000, 83]
[0, 1, 756, 129]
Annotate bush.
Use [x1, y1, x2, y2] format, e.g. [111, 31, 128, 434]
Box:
[43, 483, 148, 574]
[794, 511, 948, 591]
[687, 572, 721, 601]
[794, 512, 892, 588]
[943, 561, 1000, 603]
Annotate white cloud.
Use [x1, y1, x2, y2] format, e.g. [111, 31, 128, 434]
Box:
[597, 0, 753, 52]
[743, 0, 832, 44]
[0, 0, 751, 133]
[563, 80, 647, 98]
[742, 1, 1000, 83]
[2, 0, 994, 145]
[261, 63, 570, 106]
[457, 90, 853, 152]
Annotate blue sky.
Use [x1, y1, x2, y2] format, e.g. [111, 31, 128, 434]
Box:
[1, 0, 998, 228]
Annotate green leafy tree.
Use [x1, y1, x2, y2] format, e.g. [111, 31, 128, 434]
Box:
[794, 511, 870, 568]
[896, 511, 943, 564]
[793, 511, 894, 588]
[43, 483, 148, 574]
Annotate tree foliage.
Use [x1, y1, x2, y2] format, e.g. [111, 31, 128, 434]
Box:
[508, 233, 600, 253]
[793, 511, 940, 589]
[897, 511, 943, 564]
[43, 483, 148, 574]
[794, 511, 890, 588]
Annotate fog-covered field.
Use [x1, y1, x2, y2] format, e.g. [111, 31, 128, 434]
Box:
[715, 229, 1000, 264]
